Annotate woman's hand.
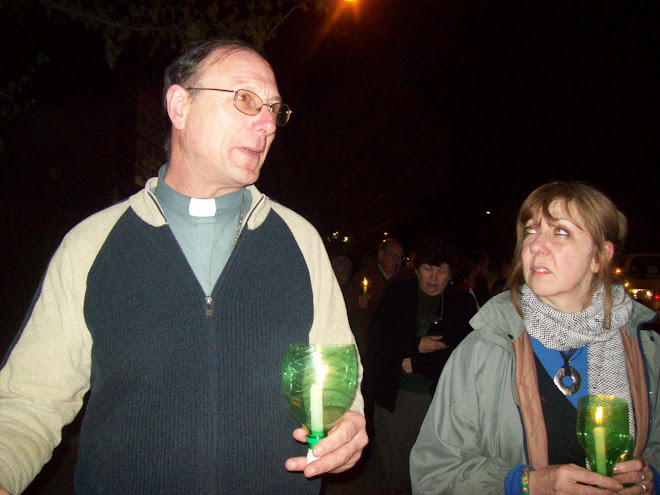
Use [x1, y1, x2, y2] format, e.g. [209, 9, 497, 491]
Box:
[401, 357, 413, 374]
[418, 335, 447, 353]
[528, 464, 623, 494]
[613, 458, 654, 494]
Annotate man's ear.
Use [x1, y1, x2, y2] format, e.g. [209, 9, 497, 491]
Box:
[166, 84, 189, 130]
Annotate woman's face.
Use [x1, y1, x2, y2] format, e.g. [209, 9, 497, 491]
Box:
[521, 200, 604, 313]
[416, 263, 451, 296]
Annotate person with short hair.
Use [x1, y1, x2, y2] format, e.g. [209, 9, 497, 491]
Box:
[346, 239, 412, 358]
[0, 39, 366, 495]
[410, 182, 659, 495]
[368, 236, 477, 494]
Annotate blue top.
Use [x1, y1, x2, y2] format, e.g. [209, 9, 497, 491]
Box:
[505, 337, 589, 494]
[529, 336, 588, 409]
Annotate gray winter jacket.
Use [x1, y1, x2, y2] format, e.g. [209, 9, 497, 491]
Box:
[410, 290, 659, 495]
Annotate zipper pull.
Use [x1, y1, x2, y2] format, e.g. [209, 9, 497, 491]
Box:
[205, 296, 214, 316]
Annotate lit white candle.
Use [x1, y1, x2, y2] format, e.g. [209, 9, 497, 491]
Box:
[310, 383, 323, 434]
[310, 365, 328, 434]
[362, 277, 369, 296]
[594, 406, 607, 475]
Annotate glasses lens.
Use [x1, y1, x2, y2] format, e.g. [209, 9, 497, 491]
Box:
[274, 103, 292, 126]
[234, 89, 262, 116]
[234, 89, 291, 125]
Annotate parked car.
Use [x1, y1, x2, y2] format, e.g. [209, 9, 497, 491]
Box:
[618, 253, 660, 313]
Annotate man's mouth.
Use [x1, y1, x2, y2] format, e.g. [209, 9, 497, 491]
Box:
[240, 147, 263, 156]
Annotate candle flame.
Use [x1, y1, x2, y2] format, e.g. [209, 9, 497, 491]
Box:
[362, 277, 368, 288]
[595, 406, 603, 425]
[316, 365, 328, 386]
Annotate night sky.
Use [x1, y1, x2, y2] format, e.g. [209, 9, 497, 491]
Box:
[2, 0, 658, 333]
[262, 0, 658, 256]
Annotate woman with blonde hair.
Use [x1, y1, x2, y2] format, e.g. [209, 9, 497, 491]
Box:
[410, 182, 659, 495]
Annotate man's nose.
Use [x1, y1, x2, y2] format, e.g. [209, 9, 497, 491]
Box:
[252, 106, 277, 135]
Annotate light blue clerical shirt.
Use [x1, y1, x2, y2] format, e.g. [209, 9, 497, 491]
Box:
[154, 165, 251, 295]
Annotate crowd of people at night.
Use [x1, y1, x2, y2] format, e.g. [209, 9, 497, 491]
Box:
[1, 37, 658, 495]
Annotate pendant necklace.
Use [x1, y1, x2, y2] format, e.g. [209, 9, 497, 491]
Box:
[553, 347, 583, 395]
[429, 291, 445, 325]
[436, 291, 444, 322]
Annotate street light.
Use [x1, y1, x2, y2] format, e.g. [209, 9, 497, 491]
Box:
[267, 0, 358, 37]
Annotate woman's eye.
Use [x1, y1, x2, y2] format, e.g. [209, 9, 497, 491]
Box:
[524, 226, 536, 236]
[554, 227, 569, 236]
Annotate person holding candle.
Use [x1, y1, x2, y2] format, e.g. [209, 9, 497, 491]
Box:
[368, 236, 478, 494]
[0, 39, 367, 495]
[345, 239, 413, 358]
[410, 182, 659, 495]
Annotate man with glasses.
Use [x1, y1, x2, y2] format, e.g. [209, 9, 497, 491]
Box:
[0, 39, 366, 495]
[346, 239, 411, 359]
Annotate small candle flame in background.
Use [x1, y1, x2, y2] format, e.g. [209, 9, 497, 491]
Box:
[362, 277, 368, 295]
[595, 406, 603, 425]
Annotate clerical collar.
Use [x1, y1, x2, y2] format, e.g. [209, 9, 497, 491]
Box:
[154, 164, 244, 219]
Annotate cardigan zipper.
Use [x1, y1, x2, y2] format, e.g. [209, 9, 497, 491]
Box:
[148, 189, 219, 319]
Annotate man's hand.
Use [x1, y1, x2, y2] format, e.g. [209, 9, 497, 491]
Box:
[401, 357, 413, 374]
[285, 410, 368, 478]
[613, 458, 654, 494]
[418, 335, 447, 353]
[357, 295, 371, 310]
[529, 463, 623, 494]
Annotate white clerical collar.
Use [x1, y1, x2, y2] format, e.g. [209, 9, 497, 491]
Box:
[188, 198, 217, 217]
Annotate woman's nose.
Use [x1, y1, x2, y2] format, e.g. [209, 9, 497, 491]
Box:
[529, 234, 548, 255]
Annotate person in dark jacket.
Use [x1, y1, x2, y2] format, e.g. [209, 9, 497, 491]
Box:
[365, 236, 477, 494]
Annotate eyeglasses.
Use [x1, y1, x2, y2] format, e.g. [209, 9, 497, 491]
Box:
[186, 87, 292, 126]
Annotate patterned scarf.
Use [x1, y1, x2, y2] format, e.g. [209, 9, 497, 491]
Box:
[521, 283, 635, 438]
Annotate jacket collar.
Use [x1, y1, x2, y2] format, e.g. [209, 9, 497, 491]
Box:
[130, 177, 272, 231]
[470, 290, 657, 354]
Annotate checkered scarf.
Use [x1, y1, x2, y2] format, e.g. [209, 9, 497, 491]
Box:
[521, 283, 635, 438]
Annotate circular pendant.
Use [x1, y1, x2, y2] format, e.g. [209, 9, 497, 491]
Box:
[553, 366, 582, 395]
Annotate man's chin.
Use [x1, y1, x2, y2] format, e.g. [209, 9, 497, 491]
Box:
[233, 164, 261, 187]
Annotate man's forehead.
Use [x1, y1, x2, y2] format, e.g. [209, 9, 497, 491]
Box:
[201, 49, 272, 79]
[198, 48, 279, 97]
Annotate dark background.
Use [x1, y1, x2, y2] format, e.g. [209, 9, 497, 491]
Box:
[2, 0, 658, 341]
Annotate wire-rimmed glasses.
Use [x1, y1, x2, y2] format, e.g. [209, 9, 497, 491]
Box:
[186, 87, 292, 126]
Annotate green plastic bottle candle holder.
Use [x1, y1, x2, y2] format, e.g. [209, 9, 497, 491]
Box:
[282, 344, 358, 461]
[576, 394, 632, 477]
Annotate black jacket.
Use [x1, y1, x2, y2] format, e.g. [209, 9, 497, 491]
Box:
[367, 279, 477, 412]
